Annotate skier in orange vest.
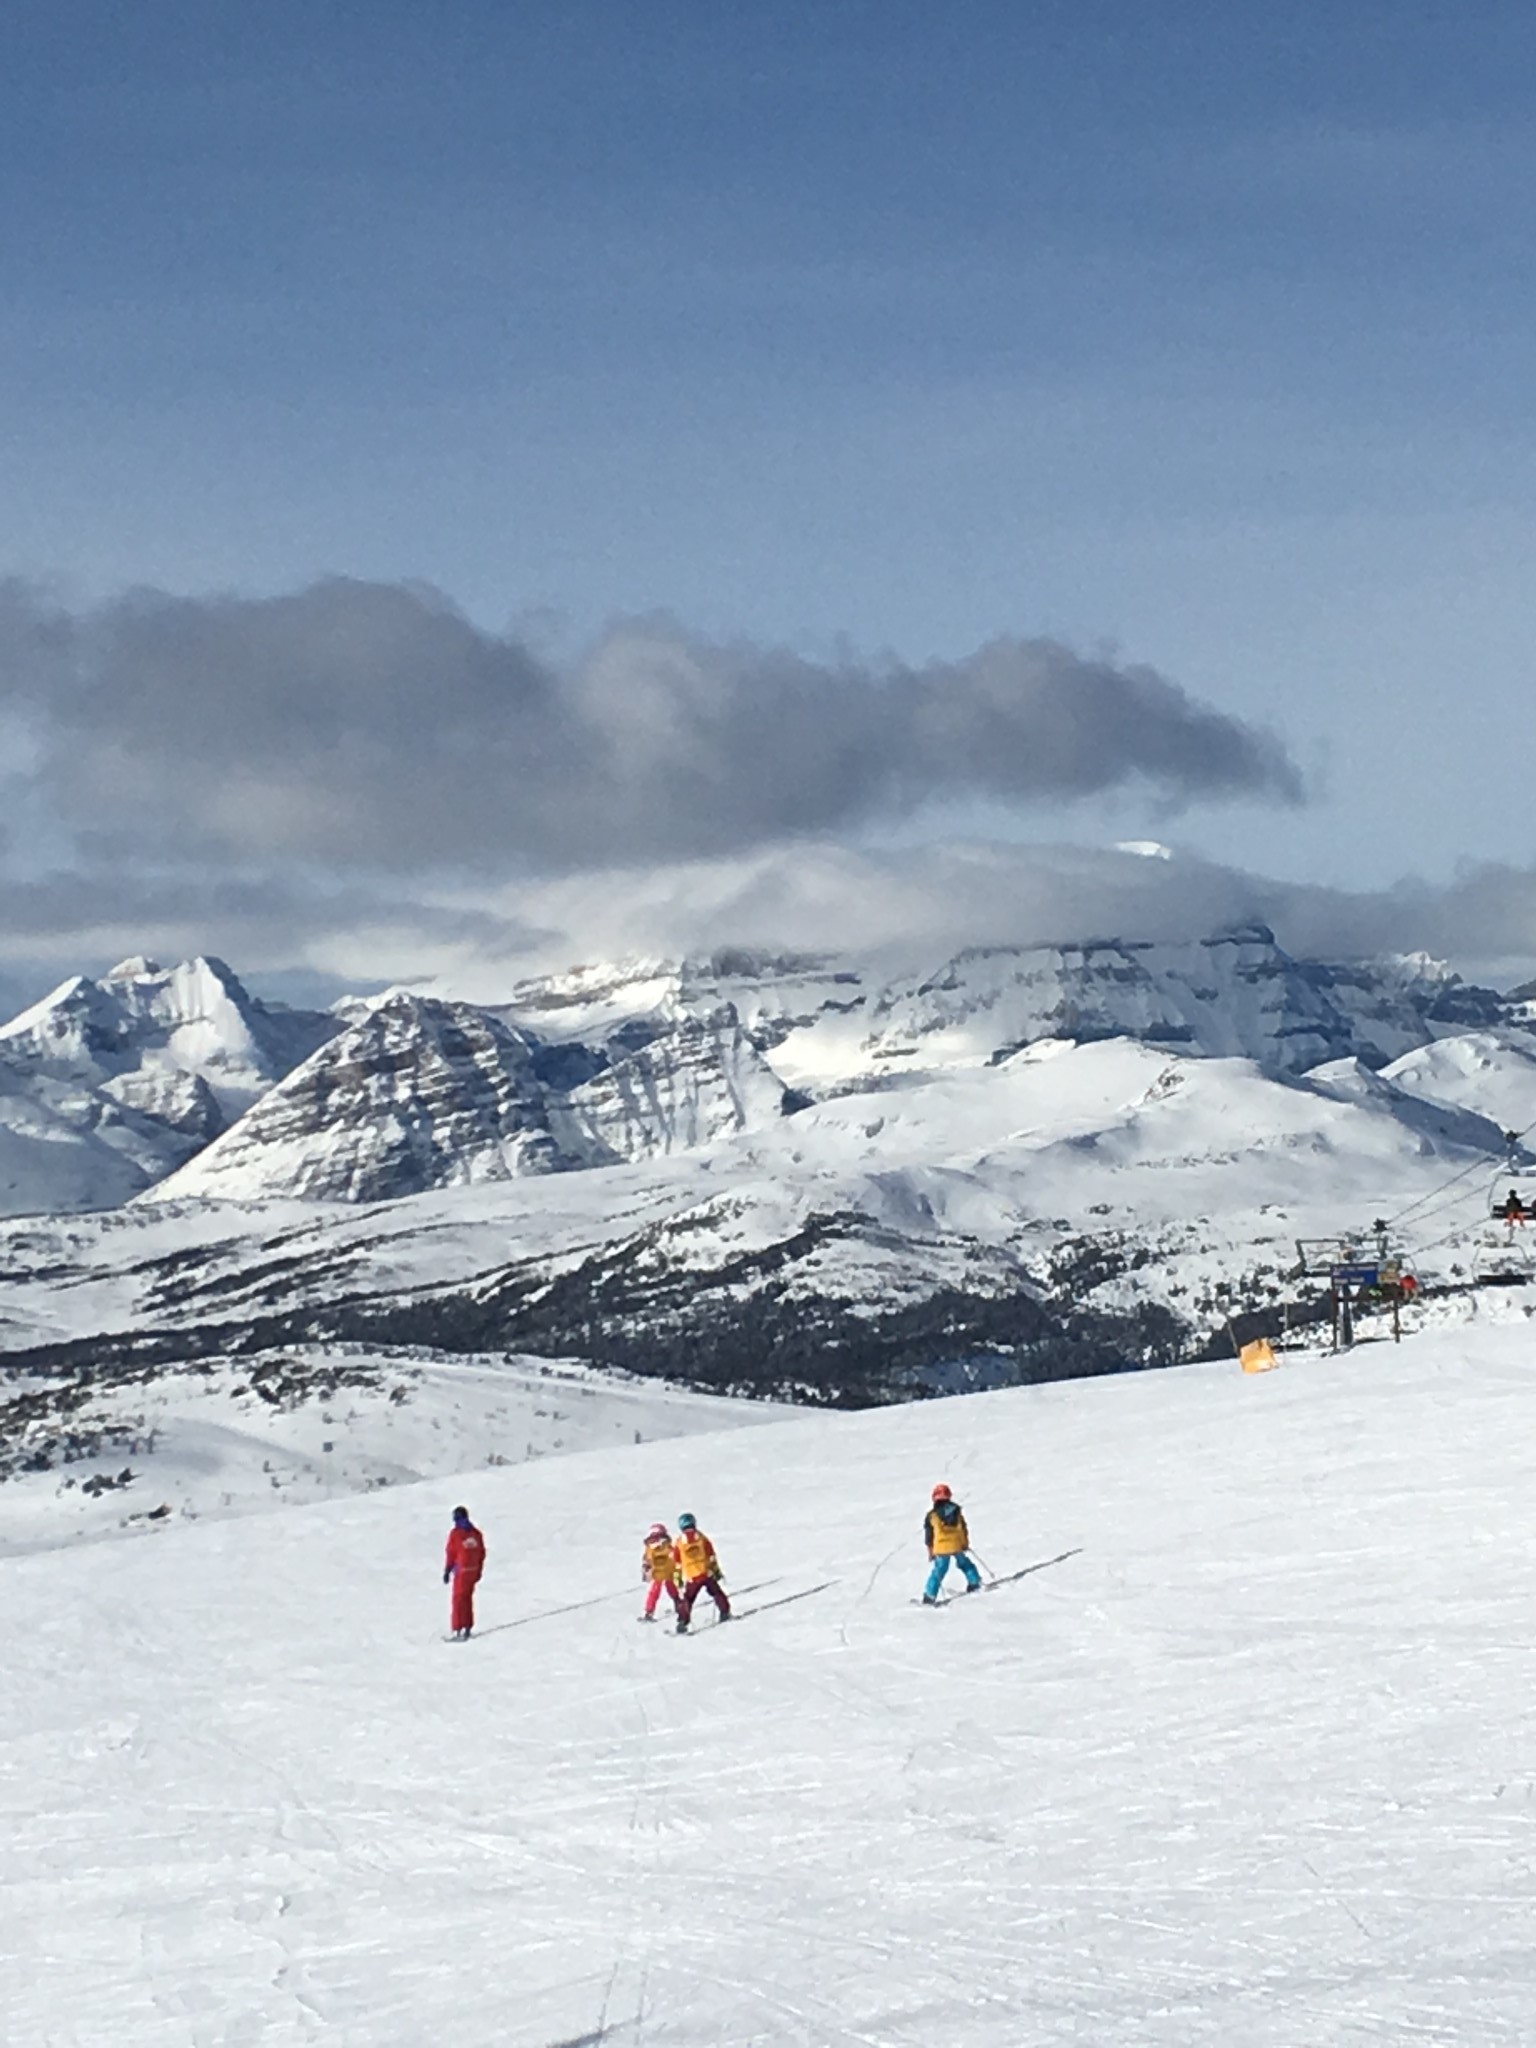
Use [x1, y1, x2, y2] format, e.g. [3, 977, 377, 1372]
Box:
[922, 1484, 982, 1604]
[443, 1505, 486, 1640]
[640, 1522, 682, 1623]
[673, 1512, 730, 1632]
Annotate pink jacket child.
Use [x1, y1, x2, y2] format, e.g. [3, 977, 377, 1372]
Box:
[640, 1524, 683, 1621]
[443, 1507, 486, 1640]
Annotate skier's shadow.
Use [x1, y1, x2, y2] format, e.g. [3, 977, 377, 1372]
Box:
[990, 1546, 1083, 1588]
[474, 1586, 628, 1637]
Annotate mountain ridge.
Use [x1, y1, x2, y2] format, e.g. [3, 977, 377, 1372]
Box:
[0, 928, 1529, 1218]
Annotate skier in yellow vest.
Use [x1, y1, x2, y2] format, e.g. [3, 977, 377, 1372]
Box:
[673, 1512, 730, 1632]
[639, 1522, 682, 1623]
[922, 1484, 982, 1604]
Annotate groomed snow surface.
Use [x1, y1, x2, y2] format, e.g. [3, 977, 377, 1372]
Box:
[5, 1326, 1536, 2046]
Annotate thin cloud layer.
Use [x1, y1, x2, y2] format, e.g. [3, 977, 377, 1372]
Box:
[4, 842, 1536, 1016]
[493, 841, 1536, 987]
[0, 578, 1302, 872]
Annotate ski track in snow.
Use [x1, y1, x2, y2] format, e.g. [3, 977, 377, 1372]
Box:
[4, 1329, 1536, 2044]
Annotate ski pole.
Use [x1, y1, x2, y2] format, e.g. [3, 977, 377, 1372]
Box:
[970, 1548, 998, 1582]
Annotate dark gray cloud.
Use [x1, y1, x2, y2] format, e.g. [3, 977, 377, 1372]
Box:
[0, 577, 1303, 873]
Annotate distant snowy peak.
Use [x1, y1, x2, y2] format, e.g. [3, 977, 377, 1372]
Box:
[0, 955, 337, 1116]
[5, 929, 1534, 1220]
[0, 957, 342, 1216]
[503, 930, 1519, 1094]
[765, 929, 1519, 1085]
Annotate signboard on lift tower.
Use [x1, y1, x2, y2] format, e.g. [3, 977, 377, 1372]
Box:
[1330, 1264, 1380, 1288]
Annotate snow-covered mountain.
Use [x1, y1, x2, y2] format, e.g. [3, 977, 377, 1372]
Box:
[3, 927, 1535, 1443]
[0, 955, 337, 1211]
[7, 1025, 1535, 1434]
[505, 926, 1510, 1089]
[0, 928, 1523, 1220]
[0, 954, 335, 1114]
[153, 991, 568, 1203]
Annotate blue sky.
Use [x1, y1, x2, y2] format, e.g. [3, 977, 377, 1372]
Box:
[3, 2, 1535, 995]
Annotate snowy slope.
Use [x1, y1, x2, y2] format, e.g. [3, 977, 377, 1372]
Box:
[3, 1324, 1534, 2045]
[1382, 1030, 1536, 1135]
[0, 1347, 782, 1558]
[0, 1059, 181, 1214]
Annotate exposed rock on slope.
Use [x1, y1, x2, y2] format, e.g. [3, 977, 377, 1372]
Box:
[149, 995, 795, 1201]
[561, 1006, 792, 1162]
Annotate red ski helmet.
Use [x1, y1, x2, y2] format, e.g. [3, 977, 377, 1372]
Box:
[931, 1484, 952, 1502]
[647, 1523, 669, 1540]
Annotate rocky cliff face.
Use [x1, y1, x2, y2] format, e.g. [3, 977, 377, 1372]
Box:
[151, 991, 797, 1202]
[561, 1006, 792, 1163]
[152, 993, 567, 1203]
[832, 929, 1495, 1079]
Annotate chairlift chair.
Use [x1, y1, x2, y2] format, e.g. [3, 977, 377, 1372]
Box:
[1489, 1172, 1536, 1224]
[1475, 1173, 1536, 1283]
[1474, 1231, 1536, 1285]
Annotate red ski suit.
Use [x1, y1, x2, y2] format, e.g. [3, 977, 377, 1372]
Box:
[445, 1522, 486, 1633]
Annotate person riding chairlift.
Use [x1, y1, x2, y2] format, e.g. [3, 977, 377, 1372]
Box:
[1496, 1187, 1529, 1224]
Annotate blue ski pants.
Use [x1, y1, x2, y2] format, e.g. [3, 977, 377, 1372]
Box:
[925, 1551, 982, 1600]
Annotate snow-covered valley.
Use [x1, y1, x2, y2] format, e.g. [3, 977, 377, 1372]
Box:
[3, 1322, 1534, 2045]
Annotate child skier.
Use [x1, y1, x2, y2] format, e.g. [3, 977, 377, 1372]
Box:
[922, 1484, 982, 1604]
[640, 1522, 682, 1622]
[673, 1512, 730, 1632]
[443, 1505, 486, 1640]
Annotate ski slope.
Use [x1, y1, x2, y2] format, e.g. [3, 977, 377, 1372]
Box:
[4, 1326, 1536, 2046]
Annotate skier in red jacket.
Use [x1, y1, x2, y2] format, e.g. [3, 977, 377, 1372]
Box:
[443, 1506, 486, 1640]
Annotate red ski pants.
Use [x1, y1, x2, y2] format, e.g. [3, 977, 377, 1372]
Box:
[644, 1577, 681, 1617]
[679, 1573, 730, 1624]
[451, 1572, 480, 1633]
